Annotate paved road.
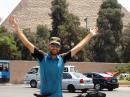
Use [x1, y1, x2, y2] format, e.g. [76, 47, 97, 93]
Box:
[0, 84, 130, 97]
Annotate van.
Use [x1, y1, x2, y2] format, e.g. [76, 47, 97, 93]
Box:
[0, 60, 10, 83]
[24, 65, 78, 88]
[64, 65, 79, 72]
[24, 66, 40, 88]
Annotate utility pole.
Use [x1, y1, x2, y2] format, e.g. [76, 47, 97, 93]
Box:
[84, 17, 88, 30]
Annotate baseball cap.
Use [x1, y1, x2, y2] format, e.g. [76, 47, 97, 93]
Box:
[49, 37, 61, 46]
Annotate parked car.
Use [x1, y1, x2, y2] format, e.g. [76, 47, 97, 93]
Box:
[24, 66, 40, 88]
[62, 72, 94, 92]
[83, 72, 119, 91]
[24, 65, 79, 88]
[37, 72, 94, 93]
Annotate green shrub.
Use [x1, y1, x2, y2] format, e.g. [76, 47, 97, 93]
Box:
[126, 76, 130, 81]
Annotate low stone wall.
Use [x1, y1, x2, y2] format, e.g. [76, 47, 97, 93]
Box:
[9, 60, 37, 84]
[9, 60, 127, 84]
[66, 62, 127, 73]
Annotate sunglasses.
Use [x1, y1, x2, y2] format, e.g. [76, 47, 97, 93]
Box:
[50, 43, 60, 48]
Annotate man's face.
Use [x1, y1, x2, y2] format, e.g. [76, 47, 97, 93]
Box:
[48, 43, 60, 55]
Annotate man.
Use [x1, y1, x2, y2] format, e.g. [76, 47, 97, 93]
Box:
[9, 16, 98, 97]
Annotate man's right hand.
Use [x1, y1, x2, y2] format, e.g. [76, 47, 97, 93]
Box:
[8, 16, 35, 53]
[90, 27, 99, 36]
[8, 16, 19, 32]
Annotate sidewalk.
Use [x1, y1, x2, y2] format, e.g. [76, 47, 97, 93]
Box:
[1, 83, 130, 88]
[0, 83, 26, 86]
[119, 85, 130, 87]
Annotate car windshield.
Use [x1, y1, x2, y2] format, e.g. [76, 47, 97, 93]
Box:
[72, 72, 86, 78]
[98, 73, 112, 77]
[70, 67, 78, 72]
[0, 62, 9, 72]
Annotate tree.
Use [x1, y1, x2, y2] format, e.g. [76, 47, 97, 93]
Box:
[0, 26, 7, 33]
[50, 0, 68, 37]
[59, 13, 88, 61]
[35, 25, 50, 52]
[120, 23, 130, 62]
[62, 14, 90, 61]
[0, 26, 20, 60]
[87, 0, 124, 62]
[59, 14, 81, 50]
[50, 0, 92, 61]
[114, 63, 130, 73]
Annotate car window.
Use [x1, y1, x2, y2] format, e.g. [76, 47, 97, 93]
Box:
[86, 73, 92, 78]
[64, 67, 68, 72]
[72, 72, 86, 78]
[93, 74, 97, 77]
[91, 73, 101, 78]
[98, 73, 112, 77]
[63, 73, 72, 79]
[94, 74, 102, 78]
[70, 67, 78, 72]
[28, 68, 38, 74]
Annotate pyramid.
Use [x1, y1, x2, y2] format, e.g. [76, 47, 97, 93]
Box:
[2, 0, 130, 32]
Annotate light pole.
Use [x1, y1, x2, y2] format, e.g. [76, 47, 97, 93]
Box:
[84, 17, 88, 30]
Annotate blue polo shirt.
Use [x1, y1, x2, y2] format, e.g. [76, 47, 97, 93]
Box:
[32, 48, 71, 97]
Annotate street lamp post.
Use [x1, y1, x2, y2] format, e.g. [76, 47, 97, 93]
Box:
[84, 17, 88, 30]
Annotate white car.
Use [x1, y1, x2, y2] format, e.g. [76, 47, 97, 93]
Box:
[24, 66, 40, 88]
[62, 72, 94, 92]
[24, 65, 79, 88]
[37, 72, 94, 93]
[37, 72, 94, 92]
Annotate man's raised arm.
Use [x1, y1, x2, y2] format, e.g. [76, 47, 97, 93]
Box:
[8, 16, 35, 53]
[71, 27, 98, 57]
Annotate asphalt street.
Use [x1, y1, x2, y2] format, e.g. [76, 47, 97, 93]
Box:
[0, 84, 130, 97]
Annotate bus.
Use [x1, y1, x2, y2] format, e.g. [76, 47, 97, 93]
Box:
[0, 60, 10, 83]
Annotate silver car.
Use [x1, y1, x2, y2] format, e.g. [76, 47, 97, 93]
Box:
[62, 72, 94, 92]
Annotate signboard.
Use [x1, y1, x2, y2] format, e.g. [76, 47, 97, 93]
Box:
[0, 0, 21, 25]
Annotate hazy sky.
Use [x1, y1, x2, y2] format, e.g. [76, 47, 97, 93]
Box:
[0, 0, 21, 25]
[0, 0, 130, 25]
[118, 0, 130, 12]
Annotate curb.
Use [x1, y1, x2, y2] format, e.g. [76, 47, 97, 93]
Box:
[0, 83, 26, 86]
[119, 85, 130, 87]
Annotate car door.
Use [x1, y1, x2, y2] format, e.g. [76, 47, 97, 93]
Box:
[25, 67, 38, 82]
[93, 73, 103, 84]
[62, 73, 72, 90]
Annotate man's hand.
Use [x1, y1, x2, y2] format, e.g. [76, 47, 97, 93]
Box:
[8, 16, 35, 53]
[90, 27, 99, 36]
[8, 16, 19, 32]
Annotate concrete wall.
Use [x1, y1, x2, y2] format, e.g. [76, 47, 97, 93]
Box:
[9, 60, 37, 83]
[66, 62, 126, 73]
[9, 60, 127, 84]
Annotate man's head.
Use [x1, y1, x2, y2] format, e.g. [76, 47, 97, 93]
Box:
[48, 37, 61, 55]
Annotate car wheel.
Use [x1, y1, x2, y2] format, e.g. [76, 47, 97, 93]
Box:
[94, 84, 101, 91]
[67, 84, 75, 93]
[30, 80, 37, 88]
[81, 89, 88, 93]
[108, 88, 113, 91]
